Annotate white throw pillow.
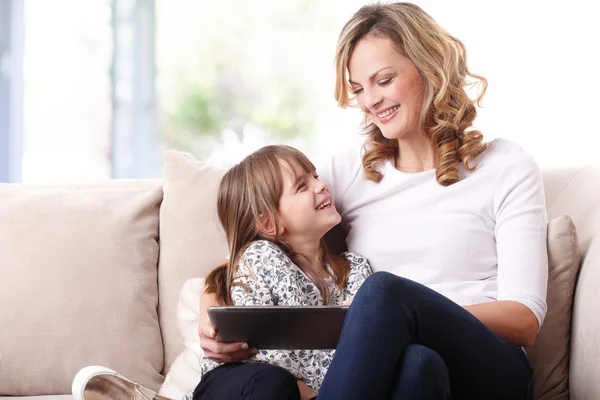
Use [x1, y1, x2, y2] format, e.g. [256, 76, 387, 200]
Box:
[159, 278, 205, 399]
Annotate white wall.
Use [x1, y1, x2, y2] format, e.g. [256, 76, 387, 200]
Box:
[415, 0, 600, 167]
[319, 0, 600, 168]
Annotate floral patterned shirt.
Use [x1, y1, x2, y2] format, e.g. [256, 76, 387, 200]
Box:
[193, 240, 372, 393]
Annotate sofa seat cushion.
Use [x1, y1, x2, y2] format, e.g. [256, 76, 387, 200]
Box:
[0, 180, 164, 396]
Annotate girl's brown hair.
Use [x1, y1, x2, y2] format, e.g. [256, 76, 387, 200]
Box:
[335, 2, 487, 186]
[204, 145, 350, 305]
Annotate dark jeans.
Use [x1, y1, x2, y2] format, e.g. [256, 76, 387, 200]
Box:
[192, 362, 300, 400]
[317, 271, 533, 400]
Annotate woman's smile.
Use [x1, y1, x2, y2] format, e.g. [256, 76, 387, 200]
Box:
[376, 105, 400, 123]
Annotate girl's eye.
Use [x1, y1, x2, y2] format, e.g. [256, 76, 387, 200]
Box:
[379, 78, 392, 86]
[351, 87, 363, 95]
[297, 183, 306, 191]
[313, 173, 320, 179]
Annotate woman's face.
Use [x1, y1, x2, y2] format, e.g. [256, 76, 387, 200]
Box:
[348, 35, 425, 141]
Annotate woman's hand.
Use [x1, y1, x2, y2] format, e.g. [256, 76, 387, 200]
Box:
[297, 380, 317, 400]
[198, 290, 258, 362]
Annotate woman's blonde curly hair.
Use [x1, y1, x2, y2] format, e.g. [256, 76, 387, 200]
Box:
[335, 2, 487, 186]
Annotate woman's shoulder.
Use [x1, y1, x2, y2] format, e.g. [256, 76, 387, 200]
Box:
[478, 138, 535, 165]
[317, 145, 364, 207]
[469, 138, 540, 178]
[317, 145, 363, 180]
[472, 138, 544, 201]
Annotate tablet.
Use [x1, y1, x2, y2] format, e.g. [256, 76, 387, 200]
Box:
[207, 306, 349, 349]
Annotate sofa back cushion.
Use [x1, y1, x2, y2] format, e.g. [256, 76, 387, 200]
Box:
[158, 151, 228, 372]
[526, 215, 581, 400]
[542, 166, 600, 400]
[0, 180, 164, 396]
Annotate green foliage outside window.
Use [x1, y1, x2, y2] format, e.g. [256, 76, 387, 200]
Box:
[158, 0, 355, 160]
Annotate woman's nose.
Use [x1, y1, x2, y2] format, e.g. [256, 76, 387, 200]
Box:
[365, 88, 382, 110]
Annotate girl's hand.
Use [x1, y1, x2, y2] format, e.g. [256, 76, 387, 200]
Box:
[198, 320, 257, 362]
[343, 299, 353, 306]
[297, 380, 317, 400]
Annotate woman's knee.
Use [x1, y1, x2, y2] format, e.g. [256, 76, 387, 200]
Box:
[396, 345, 450, 396]
[357, 271, 415, 302]
[403, 344, 449, 379]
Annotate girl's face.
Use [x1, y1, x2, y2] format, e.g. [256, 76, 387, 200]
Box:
[348, 35, 426, 141]
[276, 159, 341, 244]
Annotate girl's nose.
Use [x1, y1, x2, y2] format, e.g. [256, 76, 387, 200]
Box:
[314, 180, 326, 193]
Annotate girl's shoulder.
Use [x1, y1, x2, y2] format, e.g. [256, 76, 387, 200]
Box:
[243, 239, 285, 255]
[240, 240, 293, 271]
[341, 251, 370, 270]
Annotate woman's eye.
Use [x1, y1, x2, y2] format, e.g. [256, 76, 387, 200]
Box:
[297, 183, 306, 191]
[379, 78, 392, 86]
[351, 87, 363, 95]
[313, 173, 320, 179]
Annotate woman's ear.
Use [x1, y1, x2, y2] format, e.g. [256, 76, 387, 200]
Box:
[256, 213, 283, 238]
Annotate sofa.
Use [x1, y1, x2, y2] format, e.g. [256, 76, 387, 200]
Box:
[0, 150, 598, 400]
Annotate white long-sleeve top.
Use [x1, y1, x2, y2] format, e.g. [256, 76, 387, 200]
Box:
[317, 138, 548, 327]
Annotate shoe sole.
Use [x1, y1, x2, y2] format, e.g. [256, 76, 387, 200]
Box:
[72, 366, 134, 400]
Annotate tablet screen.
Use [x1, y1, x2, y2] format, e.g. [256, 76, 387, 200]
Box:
[207, 306, 349, 349]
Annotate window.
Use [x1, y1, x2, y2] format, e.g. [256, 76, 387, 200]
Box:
[156, 0, 366, 168]
[1, 0, 598, 183]
[22, 0, 112, 182]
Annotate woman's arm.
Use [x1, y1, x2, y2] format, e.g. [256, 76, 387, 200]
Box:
[197, 289, 257, 363]
[486, 147, 548, 346]
[464, 301, 539, 347]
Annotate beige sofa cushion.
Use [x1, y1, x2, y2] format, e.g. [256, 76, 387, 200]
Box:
[0, 181, 164, 396]
[158, 151, 228, 373]
[542, 166, 600, 399]
[526, 215, 581, 400]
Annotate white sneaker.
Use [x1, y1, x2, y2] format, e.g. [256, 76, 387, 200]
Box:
[72, 366, 172, 400]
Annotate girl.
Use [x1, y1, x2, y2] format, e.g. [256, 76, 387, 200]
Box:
[72, 144, 372, 400]
[191, 144, 371, 399]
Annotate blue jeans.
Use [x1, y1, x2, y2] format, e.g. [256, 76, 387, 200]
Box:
[318, 272, 532, 400]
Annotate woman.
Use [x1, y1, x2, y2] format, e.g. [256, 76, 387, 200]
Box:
[199, 2, 546, 399]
